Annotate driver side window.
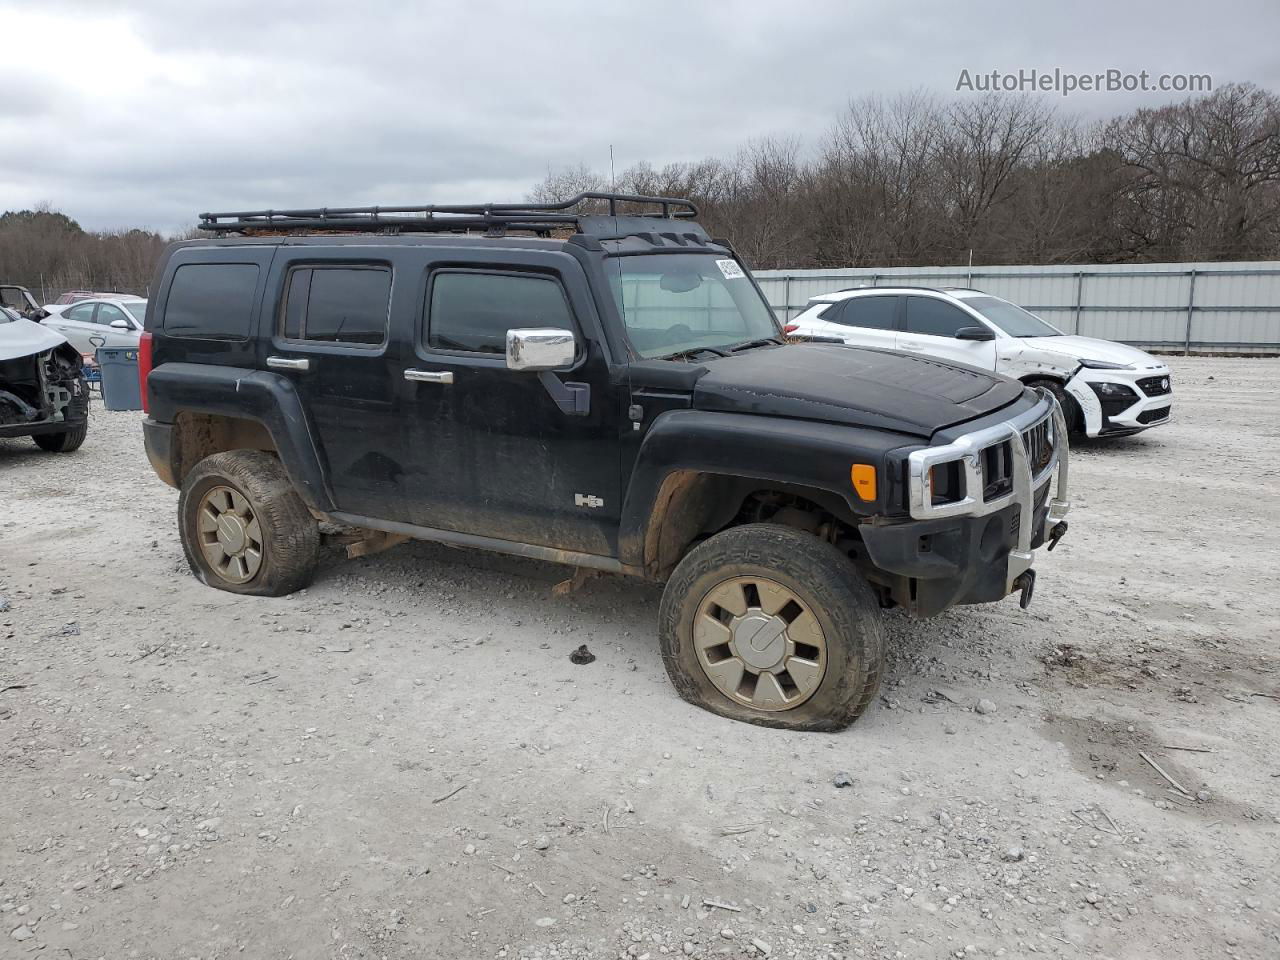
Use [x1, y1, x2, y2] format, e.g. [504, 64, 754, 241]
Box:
[904, 297, 973, 338]
[427, 270, 576, 355]
[97, 304, 130, 327]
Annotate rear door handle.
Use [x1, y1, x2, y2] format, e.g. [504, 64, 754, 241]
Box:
[404, 369, 454, 384]
[266, 356, 310, 371]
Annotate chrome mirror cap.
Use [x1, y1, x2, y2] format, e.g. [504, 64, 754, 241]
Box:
[506, 328, 575, 371]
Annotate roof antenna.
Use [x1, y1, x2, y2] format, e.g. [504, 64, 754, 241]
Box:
[609, 144, 617, 192]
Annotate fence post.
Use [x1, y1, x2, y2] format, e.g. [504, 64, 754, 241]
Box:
[783, 275, 792, 322]
[1184, 270, 1197, 356]
[1073, 272, 1084, 336]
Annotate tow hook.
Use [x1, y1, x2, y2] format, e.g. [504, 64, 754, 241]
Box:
[1013, 569, 1037, 609]
[1047, 521, 1069, 551]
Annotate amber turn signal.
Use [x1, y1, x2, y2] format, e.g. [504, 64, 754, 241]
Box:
[850, 463, 877, 501]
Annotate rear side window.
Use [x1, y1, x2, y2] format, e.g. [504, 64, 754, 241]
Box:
[839, 296, 899, 331]
[428, 271, 573, 354]
[281, 266, 391, 346]
[164, 263, 260, 340]
[904, 296, 972, 337]
[65, 303, 97, 323]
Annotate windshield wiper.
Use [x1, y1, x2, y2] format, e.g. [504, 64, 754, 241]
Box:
[727, 336, 783, 353]
[658, 346, 729, 361]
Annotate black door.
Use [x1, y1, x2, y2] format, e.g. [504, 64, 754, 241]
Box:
[398, 249, 622, 558]
[257, 251, 410, 518]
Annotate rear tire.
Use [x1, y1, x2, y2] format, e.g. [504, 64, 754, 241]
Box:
[178, 451, 319, 597]
[34, 422, 88, 453]
[658, 523, 884, 731]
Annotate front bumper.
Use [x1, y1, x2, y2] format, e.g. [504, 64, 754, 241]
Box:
[1065, 367, 1172, 437]
[860, 393, 1070, 616]
[0, 366, 88, 439]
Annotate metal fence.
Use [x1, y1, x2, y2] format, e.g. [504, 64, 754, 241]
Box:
[752, 261, 1280, 354]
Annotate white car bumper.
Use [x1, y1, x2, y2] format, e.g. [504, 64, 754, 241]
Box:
[1064, 366, 1173, 438]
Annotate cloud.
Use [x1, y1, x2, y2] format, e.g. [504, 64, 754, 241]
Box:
[1, 0, 1276, 232]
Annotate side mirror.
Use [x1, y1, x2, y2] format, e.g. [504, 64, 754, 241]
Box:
[955, 325, 995, 341]
[506, 328, 576, 371]
[109, 318, 130, 330]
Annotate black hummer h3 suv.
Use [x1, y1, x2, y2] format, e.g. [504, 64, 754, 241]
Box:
[139, 193, 1070, 731]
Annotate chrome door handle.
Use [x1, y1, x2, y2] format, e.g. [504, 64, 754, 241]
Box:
[267, 356, 310, 371]
[404, 369, 454, 384]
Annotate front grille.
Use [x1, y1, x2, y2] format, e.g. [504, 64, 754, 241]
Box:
[1137, 374, 1172, 397]
[1021, 416, 1054, 475]
[979, 412, 1054, 500]
[1137, 405, 1171, 424]
[1034, 480, 1051, 512]
[981, 441, 1014, 500]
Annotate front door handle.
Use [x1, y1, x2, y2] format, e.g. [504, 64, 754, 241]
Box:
[267, 356, 310, 371]
[404, 369, 454, 384]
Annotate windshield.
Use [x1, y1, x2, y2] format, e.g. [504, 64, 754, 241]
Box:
[123, 301, 148, 323]
[0, 306, 16, 324]
[609, 254, 780, 359]
[962, 296, 1062, 338]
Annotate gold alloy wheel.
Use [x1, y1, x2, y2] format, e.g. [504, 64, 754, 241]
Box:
[692, 576, 828, 711]
[196, 485, 264, 584]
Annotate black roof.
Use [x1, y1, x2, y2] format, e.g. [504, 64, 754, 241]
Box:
[198, 191, 706, 241]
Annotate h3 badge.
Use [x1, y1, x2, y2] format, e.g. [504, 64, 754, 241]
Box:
[574, 493, 604, 509]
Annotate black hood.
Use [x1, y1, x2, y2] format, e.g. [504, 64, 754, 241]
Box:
[691, 343, 1026, 438]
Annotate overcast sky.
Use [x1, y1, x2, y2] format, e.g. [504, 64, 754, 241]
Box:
[3, 0, 1277, 233]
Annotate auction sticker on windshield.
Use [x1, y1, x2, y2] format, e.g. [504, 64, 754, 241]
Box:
[716, 259, 745, 280]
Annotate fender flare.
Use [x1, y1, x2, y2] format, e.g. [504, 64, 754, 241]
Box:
[146, 362, 333, 511]
[618, 409, 904, 572]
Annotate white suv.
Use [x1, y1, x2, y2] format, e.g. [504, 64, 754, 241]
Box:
[786, 287, 1172, 438]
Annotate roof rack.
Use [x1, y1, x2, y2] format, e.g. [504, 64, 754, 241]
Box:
[198, 191, 699, 235]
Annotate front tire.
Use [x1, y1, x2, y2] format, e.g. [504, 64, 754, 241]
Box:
[34, 423, 88, 452]
[658, 523, 884, 731]
[1027, 378, 1083, 437]
[178, 451, 319, 597]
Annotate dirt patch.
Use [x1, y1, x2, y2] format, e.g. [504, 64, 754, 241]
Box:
[1041, 637, 1280, 705]
[1042, 712, 1268, 823]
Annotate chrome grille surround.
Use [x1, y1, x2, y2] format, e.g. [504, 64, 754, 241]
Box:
[907, 390, 1071, 593]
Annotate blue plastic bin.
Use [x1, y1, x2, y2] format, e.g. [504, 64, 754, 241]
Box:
[97, 347, 143, 411]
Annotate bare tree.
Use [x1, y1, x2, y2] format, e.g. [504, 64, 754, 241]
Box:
[1104, 83, 1280, 260]
[934, 94, 1057, 258]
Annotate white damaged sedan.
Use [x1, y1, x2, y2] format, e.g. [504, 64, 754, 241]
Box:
[786, 286, 1172, 438]
[0, 306, 90, 452]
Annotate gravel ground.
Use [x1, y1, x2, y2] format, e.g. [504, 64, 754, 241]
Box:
[1, 356, 1277, 960]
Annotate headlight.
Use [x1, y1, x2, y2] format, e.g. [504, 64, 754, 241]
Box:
[1078, 358, 1134, 370]
[1090, 381, 1137, 399]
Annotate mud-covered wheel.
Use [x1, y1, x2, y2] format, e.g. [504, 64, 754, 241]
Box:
[33, 423, 88, 452]
[178, 451, 319, 597]
[659, 523, 884, 731]
[1028, 378, 1083, 437]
